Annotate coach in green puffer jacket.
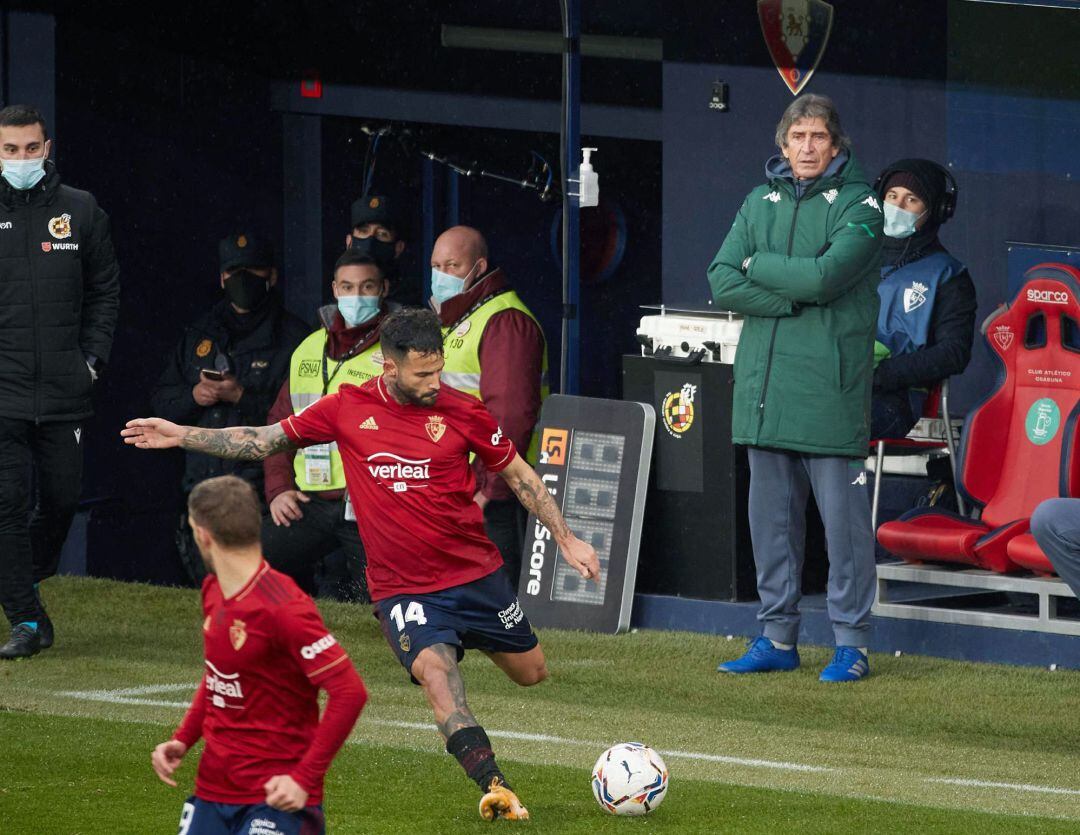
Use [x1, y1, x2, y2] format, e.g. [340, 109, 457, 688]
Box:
[708, 126, 882, 456]
[707, 94, 883, 683]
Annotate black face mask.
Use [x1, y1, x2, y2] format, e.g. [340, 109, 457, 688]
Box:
[348, 235, 398, 269]
[224, 269, 271, 311]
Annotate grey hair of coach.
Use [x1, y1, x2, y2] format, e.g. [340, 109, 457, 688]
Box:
[774, 94, 850, 152]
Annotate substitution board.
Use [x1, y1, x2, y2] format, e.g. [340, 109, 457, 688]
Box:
[517, 395, 655, 633]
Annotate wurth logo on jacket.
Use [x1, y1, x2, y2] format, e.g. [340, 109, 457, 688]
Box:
[0, 162, 119, 421]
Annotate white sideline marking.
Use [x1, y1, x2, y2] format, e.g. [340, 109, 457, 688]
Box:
[60, 694, 190, 708]
[58, 684, 193, 697]
[659, 748, 831, 773]
[52, 686, 1080, 793]
[362, 719, 832, 773]
[926, 777, 1080, 797]
[54, 687, 830, 774]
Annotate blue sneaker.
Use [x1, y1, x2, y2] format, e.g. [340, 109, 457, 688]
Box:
[717, 636, 800, 674]
[819, 647, 870, 682]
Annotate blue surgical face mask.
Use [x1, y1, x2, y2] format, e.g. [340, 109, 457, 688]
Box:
[883, 202, 925, 239]
[1, 153, 47, 191]
[337, 294, 381, 327]
[431, 267, 468, 305]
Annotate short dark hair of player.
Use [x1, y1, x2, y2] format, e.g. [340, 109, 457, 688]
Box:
[380, 307, 444, 362]
[187, 475, 262, 548]
[333, 250, 386, 280]
[0, 104, 48, 139]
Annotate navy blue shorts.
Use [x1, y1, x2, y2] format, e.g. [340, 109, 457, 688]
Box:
[374, 568, 539, 682]
[178, 796, 324, 835]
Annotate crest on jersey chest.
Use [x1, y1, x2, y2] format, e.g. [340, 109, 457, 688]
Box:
[229, 619, 247, 651]
[425, 415, 447, 443]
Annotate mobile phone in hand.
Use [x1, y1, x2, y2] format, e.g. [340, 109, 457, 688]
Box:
[201, 369, 226, 381]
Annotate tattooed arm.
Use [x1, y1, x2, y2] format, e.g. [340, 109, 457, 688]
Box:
[180, 424, 295, 461]
[122, 418, 296, 461]
[498, 454, 600, 580]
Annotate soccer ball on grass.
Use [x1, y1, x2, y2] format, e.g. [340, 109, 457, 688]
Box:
[591, 742, 669, 815]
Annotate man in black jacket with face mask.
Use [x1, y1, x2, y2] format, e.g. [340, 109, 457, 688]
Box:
[346, 194, 419, 306]
[151, 233, 308, 584]
[0, 105, 120, 660]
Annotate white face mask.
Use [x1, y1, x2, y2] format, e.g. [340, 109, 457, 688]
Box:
[883, 202, 926, 239]
[1, 153, 46, 190]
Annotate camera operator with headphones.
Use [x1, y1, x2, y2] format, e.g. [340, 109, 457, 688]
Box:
[871, 159, 977, 440]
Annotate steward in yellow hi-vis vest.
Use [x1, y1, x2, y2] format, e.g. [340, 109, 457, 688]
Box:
[261, 251, 392, 604]
[288, 324, 383, 492]
[438, 276, 549, 462]
[430, 225, 548, 585]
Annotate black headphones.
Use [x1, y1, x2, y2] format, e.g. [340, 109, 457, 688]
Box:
[874, 161, 959, 227]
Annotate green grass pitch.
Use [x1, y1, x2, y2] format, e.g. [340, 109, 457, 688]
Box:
[2, 576, 1080, 833]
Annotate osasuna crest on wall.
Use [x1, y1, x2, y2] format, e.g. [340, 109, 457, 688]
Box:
[757, 0, 835, 96]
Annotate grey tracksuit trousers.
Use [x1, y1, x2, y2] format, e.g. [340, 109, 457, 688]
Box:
[1031, 498, 1080, 597]
[747, 447, 876, 647]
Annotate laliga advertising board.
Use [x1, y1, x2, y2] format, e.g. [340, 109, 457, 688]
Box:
[518, 395, 654, 633]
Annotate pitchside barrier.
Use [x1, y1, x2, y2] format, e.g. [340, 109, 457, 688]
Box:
[518, 395, 654, 633]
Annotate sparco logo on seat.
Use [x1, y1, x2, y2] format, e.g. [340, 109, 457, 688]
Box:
[1027, 288, 1069, 305]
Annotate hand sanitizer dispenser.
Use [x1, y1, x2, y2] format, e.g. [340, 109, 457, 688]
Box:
[579, 147, 599, 207]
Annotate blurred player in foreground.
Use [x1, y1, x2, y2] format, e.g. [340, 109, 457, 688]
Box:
[128, 309, 600, 822]
[150, 475, 367, 835]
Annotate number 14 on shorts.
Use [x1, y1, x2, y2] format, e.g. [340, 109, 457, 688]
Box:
[389, 601, 428, 630]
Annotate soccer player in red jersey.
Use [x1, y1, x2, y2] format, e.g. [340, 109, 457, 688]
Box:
[149, 475, 367, 835]
[127, 308, 600, 822]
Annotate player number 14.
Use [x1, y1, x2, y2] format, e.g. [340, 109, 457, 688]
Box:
[389, 601, 428, 631]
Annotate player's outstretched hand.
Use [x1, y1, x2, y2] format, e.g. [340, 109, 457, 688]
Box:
[264, 774, 309, 812]
[122, 418, 184, 450]
[560, 534, 601, 581]
[151, 739, 188, 787]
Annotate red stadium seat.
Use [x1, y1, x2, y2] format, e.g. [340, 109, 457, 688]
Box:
[1007, 533, 1054, 575]
[877, 263, 1080, 573]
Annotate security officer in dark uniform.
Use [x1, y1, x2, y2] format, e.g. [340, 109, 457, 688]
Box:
[151, 233, 308, 583]
[346, 194, 419, 305]
[0, 105, 120, 659]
